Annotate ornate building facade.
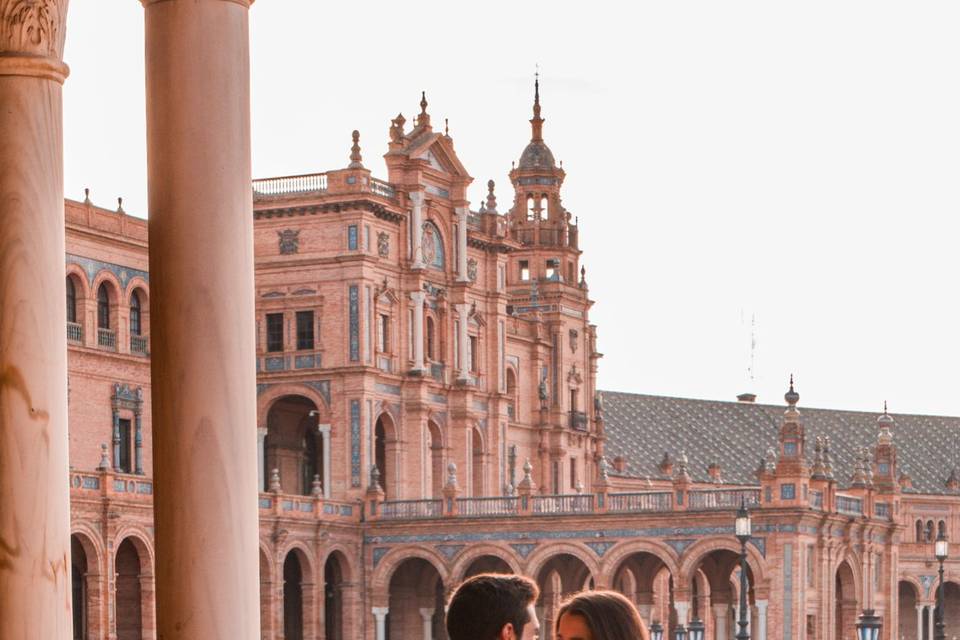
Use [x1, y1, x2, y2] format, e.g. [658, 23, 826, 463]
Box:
[63, 86, 959, 640]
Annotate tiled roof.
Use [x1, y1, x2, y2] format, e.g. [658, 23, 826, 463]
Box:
[600, 391, 960, 495]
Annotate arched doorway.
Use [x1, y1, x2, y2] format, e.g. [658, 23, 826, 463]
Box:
[686, 548, 758, 640]
[284, 552, 304, 640]
[835, 560, 858, 640]
[535, 554, 594, 640]
[71, 535, 89, 640]
[115, 539, 142, 640]
[388, 558, 446, 640]
[265, 395, 321, 495]
[426, 420, 443, 498]
[375, 413, 397, 498]
[612, 551, 675, 633]
[899, 581, 920, 640]
[463, 555, 513, 579]
[324, 552, 348, 640]
[471, 427, 484, 497]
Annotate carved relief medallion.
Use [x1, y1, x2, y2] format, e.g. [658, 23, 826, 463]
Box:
[467, 258, 478, 282]
[377, 231, 390, 257]
[277, 229, 300, 255]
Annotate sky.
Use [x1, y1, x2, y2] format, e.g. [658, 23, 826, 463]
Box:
[63, 1, 960, 416]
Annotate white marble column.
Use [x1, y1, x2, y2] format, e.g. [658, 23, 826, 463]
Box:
[419, 607, 435, 640]
[456, 207, 469, 282]
[456, 303, 470, 381]
[257, 426, 268, 491]
[373, 606, 389, 640]
[410, 292, 426, 372]
[410, 191, 425, 268]
[928, 605, 935, 640]
[755, 600, 768, 640]
[675, 601, 690, 626]
[916, 604, 924, 640]
[318, 424, 331, 498]
[713, 604, 728, 640]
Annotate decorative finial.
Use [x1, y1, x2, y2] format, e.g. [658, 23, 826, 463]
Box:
[420, 91, 428, 114]
[349, 130, 364, 169]
[116, 197, 124, 213]
[784, 374, 799, 407]
[369, 464, 382, 491]
[390, 113, 406, 143]
[446, 462, 458, 486]
[599, 456, 610, 481]
[269, 468, 281, 493]
[485, 179, 497, 213]
[311, 474, 323, 497]
[444, 118, 449, 137]
[98, 443, 111, 471]
[83, 188, 91, 205]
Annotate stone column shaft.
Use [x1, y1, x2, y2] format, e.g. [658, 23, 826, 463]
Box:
[410, 292, 426, 372]
[373, 607, 389, 640]
[142, 0, 260, 637]
[410, 191, 425, 268]
[755, 599, 768, 640]
[713, 604, 728, 640]
[917, 604, 924, 640]
[456, 303, 470, 381]
[419, 607, 434, 640]
[113, 408, 122, 469]
[674, 601, 690, 626]
[0, 5, 72, 636]
[257, 426, 268, 491]
[928, 605, 934, 640]
[456, 207, 468, 282]
[319, 424, 331, 498]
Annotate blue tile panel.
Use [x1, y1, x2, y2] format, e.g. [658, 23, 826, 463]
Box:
[349, 285, 359, 361]
[350, 399, 361, 487]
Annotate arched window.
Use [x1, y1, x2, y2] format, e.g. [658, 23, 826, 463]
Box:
[426, 316, 436, 361]
[421, 221, 445, 270]
[916, 520, 924, 542]
[66, 277, 77, 324]
[129, 291, 142, 337]
[526, 194, 535, 221]
[97, 283, 110, 330]
[926, 520, 935, 542]
[938, 520, 947, 538]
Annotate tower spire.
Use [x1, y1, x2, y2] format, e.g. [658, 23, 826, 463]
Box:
[530, 70, 544, 142]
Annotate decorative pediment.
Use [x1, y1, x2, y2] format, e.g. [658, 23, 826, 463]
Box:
[468, 303, 486, 328]
[409, 134, 471, 179]
[374, 277, 399, 306]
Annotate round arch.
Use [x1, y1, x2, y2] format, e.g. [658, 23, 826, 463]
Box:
[113, 529, 154, 576]
[370, 545, 451, 598]
[375, 411, 399, 498]
[898, 575, 924, 601]
[318, 544, 357, 584]
[449, 543, 522, 583]
[279, 541, 316, 583]
[70, 525, 104, 575]
[677, 537, 768, 594]
[258, 384, 331, 427]
[523, 542, 601, 587]
[91, 270, 123, 333]
[65, 263, 91, 296]
[599, 538, 682, 585]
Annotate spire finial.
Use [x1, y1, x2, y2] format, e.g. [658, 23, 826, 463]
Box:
[348, 130, 364, 169]
[117, 197, 124, 213]
[445, 117, 449, 137]
[485, 179, 497, 212]
[83, 188, 91, 205]
[530, 70, 544, 142]
[784, 374, 799, 407]
[420, 90, 428, 115]
[883, 400, 888, 415]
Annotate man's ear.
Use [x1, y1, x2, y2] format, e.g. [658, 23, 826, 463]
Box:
[499, 622, 516, 640]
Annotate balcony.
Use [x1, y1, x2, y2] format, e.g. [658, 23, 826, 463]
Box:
[253, 172, 327, 198]
[456, 496, 519, 517]
[607, 491, 673, 513]
[532, 493, 595, 515]
[378, 498, 442, 520]
[67, 322, 83, 344]
[687, 488, 761, 510]
[97, 328, 116, 350]
[836, 494, 864, 516]
[569, 410, 588, 431]
[130, 334, 149, 356]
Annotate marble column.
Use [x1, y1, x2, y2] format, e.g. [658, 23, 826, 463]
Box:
[257, 426, 268, 491]
[928, 605, 934, 640]
[456, 303, 470, 381]
[142, 0, 260, 637]
[916, 604, 924, 640]
[410, 191, 425, 268]
[456, 207, 469, 282]
[713, 604, 728, 640]
[410, 292, 426, 372]
[755, 599, 768, 640]
[134, 410, 144, 474]
[318, 424, 331, 498]
[373, 606, 389, 640]
[0, 3, 72, 636]
[675, 601, 691, 626]
[419, 607, 435, 640]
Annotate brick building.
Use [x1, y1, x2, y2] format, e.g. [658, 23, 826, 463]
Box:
[64, 86, 959, 640]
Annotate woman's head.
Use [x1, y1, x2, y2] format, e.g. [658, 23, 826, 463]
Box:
[555, 590, 649, 640]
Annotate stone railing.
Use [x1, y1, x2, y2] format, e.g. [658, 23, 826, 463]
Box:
[97, 328, 116, 350]
[67, 321, 83, 343]
[688, 488, 761, 510]
[70, 470, 153, 500]
[569, 411, 588, 431]
[457, 496, 520, 517]
[257, 493, 358, 522]
[532, 494, 594, 515]
[131, 334, 149, 356]
[370, 178, 396, 199]
[378, 498, 443, 520]
[836, 494, 864, 516]
[253, 172, 328, 197]
[607, 491, 673, 513]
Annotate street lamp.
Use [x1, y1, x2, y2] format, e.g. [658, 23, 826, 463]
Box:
[855, 609, 882, 640]
[935, 531, 949, 640]
[735, 498, 752, 640]
[649, 621, 664, 640]
[674, 623, 687, 640]
[687, 618, 705, 640]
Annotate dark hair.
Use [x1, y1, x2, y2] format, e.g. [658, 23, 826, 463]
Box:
[446, 573, 540, 640]
[556, 590, 649, 640]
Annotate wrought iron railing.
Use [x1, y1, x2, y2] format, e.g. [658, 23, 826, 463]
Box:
[607, 491, 674, 513]
[67, 322, 83, 343]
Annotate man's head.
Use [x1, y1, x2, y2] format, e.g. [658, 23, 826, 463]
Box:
[446, 573, 540, 640]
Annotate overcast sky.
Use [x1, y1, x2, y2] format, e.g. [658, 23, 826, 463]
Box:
[64, 1, 960, 416]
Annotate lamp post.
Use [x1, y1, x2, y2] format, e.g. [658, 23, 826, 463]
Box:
[735, 498, 752, 640]
[649, 621, 664, 640]
[935, 531, 949, 640]
[674, 623, 687, 640]
[687, 618, 705, 640]
[855, 609, 882, 640]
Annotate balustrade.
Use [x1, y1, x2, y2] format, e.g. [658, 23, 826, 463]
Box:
[531, 493, 594, 515]
[607, 491, 673, 513]
[131, 334, 149, 355]
[252, 172, 328, 197]
[379, 499, 443, 520]
[67, 321, 83, 343]
[457, 496, 519, 517]
[97, 328, 116, 350]
[688, 488, 760, 510]
[836, 494, 864, 516]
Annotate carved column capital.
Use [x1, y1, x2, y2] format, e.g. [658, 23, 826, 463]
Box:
[0, 0, 70, 81]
